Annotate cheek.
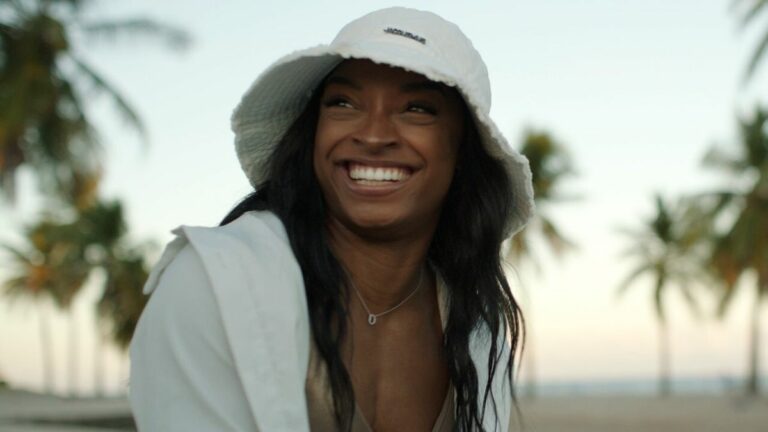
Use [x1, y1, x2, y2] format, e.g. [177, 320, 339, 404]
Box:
[431, 128, 462, 189]
[313, 116, 346, 161]
[428, 129, 461, 170]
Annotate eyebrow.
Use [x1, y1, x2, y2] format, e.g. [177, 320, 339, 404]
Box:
[323, 75, 361, 90]
[323, 75, 449, 97]
[400, 81, 449, 97]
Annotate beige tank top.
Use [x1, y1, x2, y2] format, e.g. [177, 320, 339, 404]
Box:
[304, 270, 455, 432]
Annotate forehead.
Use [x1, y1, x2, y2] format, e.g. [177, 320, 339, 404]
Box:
[323, 59, 453, 94]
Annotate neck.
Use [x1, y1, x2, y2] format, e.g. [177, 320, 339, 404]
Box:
[326, 218, 435, 311]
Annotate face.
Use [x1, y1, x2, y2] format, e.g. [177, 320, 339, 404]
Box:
[313, 59, 465, 239]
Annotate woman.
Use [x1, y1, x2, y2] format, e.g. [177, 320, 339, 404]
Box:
[129, 7, 534, 432]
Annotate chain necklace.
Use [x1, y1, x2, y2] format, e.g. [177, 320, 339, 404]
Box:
[348, 267, 424, 326]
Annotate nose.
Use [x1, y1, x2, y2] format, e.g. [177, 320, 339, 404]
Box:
[352, 109, 398, 151]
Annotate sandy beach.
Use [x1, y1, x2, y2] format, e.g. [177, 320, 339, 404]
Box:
[517, 395, 768, 432]
[0, 389, 134, 432]
[1, 388, 767, 431]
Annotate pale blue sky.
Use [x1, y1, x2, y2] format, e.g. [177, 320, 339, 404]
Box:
[1, 0, 767, 394]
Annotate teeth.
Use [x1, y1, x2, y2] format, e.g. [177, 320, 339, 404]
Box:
[349, 164, 410, 182]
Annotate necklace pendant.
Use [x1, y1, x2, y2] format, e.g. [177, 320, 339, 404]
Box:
[367, 314, 377, 325]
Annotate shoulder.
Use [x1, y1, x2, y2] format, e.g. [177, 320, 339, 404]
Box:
[143, 210, 295, 295]
[134, 209, 306, 355]
[130, 241, 265, 430]
[132, 242, 226, 358]
[182, 210, 293, 262]
[131, 210, 311, 430]
[208, 209, 290, 246]
[138, 209, 306, 341]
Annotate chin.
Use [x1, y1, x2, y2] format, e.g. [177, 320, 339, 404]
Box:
[333, 207, 408, 237]
[347, 211, 404, 231]
[341, 207, 440, 242]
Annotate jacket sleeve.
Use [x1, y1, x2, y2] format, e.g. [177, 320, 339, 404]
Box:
[129, 244, 260, 432]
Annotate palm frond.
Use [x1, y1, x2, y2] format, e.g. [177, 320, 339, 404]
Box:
[505, 231, 545, 274]
[540, 191, 585, 203]
[539, 215, 576, 257]
[616, 262, 654, 298]
[734, 0, 768, 27]
[97, 252, 149, 349]
[80, 18, 191, 50]
[5, 0, 31, 18]
[716, 283, 740, 318]
[739, 107, 768, 167]
[677, 283, 702, 319]
[736, 0, 768, 80]
[1, 242, 34, 264]
[508, 127, 578, 273]
[702, 146, 747, 173]
[618, 243, 655, 261]
[68, 55, 148, 145]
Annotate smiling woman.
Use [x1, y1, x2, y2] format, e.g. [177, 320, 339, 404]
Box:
[128, 7, 534, 432]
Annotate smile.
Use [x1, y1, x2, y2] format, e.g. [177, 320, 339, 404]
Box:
[347, 163, 412, 184]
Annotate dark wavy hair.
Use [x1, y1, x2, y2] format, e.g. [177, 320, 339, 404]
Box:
[221, 86, 524, 431]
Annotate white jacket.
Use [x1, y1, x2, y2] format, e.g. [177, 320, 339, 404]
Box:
[129, 211, 513, 431]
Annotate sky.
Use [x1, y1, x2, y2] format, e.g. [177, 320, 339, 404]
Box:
[1, 0, 767, 396]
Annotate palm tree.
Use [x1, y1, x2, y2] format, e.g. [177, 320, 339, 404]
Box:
[74, 200, 150, 350]
[700, 105, 768, 396]
[732, 0, 768, 81]
[1, 0, 184, 394]
[3, 218, 91, 393]
[616, 194, 706, 396]
[99, 249, 149, 350]
[507, 130, 577, 270]
[505, 129, 577, 398]
[3, 199, 151, 393]
[0, 0, 189, 203]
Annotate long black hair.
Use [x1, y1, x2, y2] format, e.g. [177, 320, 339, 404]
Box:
[221, 86, 524, 431]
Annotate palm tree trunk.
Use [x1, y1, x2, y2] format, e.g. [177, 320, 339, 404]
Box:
[523, 337, 537, 399]
[68, 310, 79, 397]
[522, 300, 537, 399]
[745, 286, 763, 396]
[39, 306, 54, 394]
[94, 325, 104, 396]
[120, 350, 130, 395]
[658, 319, 671, 397]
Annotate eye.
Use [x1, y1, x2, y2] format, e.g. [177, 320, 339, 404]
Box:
[406, 102, 437, 115]
[322, 96, 354, 109]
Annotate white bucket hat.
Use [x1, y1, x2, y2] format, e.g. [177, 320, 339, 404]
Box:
[231, 7, 534, 237]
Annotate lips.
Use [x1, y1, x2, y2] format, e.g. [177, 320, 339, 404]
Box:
[346, 162, 413, 184]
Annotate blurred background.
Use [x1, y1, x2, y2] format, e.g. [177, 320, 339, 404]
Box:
[1, 0, 767, 431]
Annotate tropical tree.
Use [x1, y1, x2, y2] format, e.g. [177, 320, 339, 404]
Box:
[73, 200, 150, 350]
[699, 105, 768, 396]
[3, 218, 91, 393]
[2, 199, 150, 393]
[1, 0, 185, 394]
[616, 194, 707, 396]
[504, 129, 578, 398]
[0, 0, 189, 203]
[507, 129, 577, 269]
[731, 0, 768, 81]
[99, 247, 149, 349]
